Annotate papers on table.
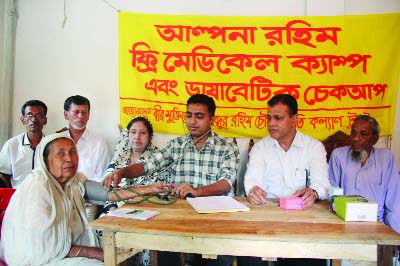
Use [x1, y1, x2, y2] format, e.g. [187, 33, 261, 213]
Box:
[187, 196, 250, 213]
[107, 208, 160, 220]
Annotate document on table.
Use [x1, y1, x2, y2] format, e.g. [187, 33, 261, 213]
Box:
[107, 208, 160, 220]
[187, 196, 250, 213]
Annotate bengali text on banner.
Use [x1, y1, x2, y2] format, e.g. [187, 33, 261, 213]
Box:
[119, 12, 400, 140]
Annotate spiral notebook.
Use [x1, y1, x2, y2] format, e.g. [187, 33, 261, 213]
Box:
[187, 196, 250, 213]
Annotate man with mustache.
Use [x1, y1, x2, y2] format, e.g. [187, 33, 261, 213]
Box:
[0, 100, 48, 188]
[329, 115, 400, 234]
[245, 94, 330, 208]
[62, 95, 110, 183]
[240, 94, 330, 266]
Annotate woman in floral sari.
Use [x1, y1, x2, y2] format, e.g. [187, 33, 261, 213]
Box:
[106, 117, 165, 266]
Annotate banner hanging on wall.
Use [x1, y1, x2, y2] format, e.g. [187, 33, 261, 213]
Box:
[119, 12, 400, 140]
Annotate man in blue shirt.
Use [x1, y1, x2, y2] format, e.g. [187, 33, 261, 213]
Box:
[329, 114, 400, 233]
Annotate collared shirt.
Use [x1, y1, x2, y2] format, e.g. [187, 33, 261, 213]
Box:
[141, 132, 239, 196]
[65, 128, 110, 182]
[244, 130, 330, 199]
[0, 132, 41, 188]
[329, 146, 400, 233]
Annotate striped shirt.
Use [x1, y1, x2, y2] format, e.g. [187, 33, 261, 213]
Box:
[0, 133, 41, 188]
[142, 132, 239, 196]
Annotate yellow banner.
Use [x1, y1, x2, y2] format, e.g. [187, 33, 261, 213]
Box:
[119, 12, 400, 140]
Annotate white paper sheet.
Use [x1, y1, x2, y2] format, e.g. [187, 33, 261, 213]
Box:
[187, 196, 250, 213]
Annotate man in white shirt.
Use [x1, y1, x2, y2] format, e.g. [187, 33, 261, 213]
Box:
[61, 95, 110, 220]
[241, 94, 330, 266]
[0, 100, 48, 188]
[61, 95, 110, 183]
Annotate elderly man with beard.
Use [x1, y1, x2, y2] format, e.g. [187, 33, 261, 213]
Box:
[329, 115, 400, 234]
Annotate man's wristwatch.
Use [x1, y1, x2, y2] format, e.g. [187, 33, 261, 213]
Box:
[312, 189, 319, 201]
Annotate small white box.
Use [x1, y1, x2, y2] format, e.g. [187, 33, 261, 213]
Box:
[333, 196, 378, 222]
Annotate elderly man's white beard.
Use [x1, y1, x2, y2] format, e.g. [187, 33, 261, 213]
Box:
[350, 149, 369, 163]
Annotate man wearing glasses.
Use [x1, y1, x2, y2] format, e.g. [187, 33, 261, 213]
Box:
[0, 100, 48, 188]
[240, 94, 330, 266]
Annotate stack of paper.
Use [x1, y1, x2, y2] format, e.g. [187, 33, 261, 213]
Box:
[187, 196, 250, 213]
[107, 208, 160, 220]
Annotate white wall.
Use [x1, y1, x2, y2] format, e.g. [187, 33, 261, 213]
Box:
[4, 0, 400, 164]
[0, 0, 17, 146]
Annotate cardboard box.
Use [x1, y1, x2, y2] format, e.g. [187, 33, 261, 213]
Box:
[280, 196, 303, 210]
[333, 196, 378, 222]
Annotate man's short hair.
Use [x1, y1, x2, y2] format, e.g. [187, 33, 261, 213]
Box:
[187, 94, 216, 116]
[64, 95, 91, 111]
[21, 100, 48, 116]
[354, 115, 380, 137]
[267, 94, 298, 116]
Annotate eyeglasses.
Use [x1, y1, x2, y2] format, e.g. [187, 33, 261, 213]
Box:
[25, 113, 46, 120]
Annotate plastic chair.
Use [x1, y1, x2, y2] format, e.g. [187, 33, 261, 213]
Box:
[0, 188, 15, 266]
[0, 188, 16, 238]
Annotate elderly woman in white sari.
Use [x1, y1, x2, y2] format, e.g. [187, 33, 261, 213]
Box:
[1, 133, 166, 266]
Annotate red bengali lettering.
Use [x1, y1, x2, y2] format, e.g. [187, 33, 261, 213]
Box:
[285, 20, 315, 48]
[314, 27, 341, 45]
[129, 42, 159, 73]
[165, 107, 184, 123]
[249, 76, 273, 101]
[231, 112, 253, 128]
[308, 116, 343, 130]
[226, 26, 257, 44]
[214, 115, 229, 129]
[153, 105, 165, 122]
[296, 114, 306, 128]
[154, 25, 191, 42]
[255, 111, 268, 129]
[145, 79, 179, 97]
[225, 84, 250, 102]
[253, 55, 281, 73]
[193, 45, 216, 72]
[260, 27, 285, 46]
[185, 81, 206, 96]
[163, 52, 192, 72]
[346, 54, 371, 74]
[288, 55, 321, 74]
[217, 54, 253, 74]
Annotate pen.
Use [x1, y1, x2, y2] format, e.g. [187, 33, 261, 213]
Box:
[305, 169, 310, 188]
